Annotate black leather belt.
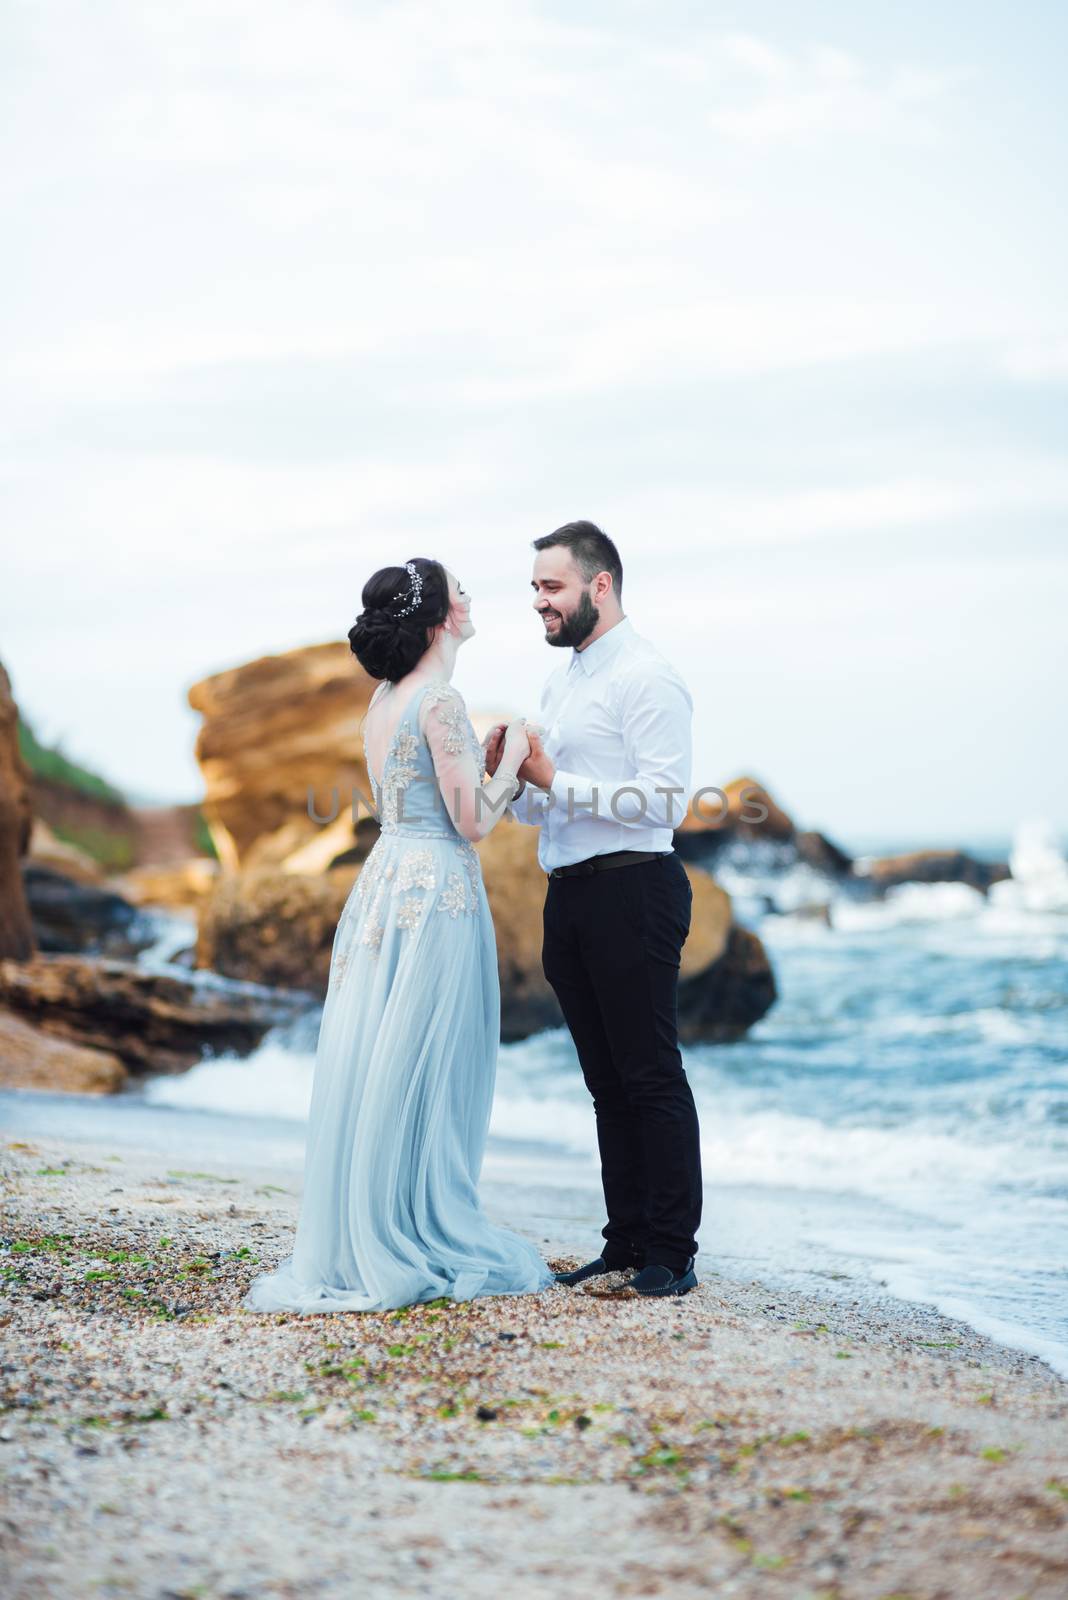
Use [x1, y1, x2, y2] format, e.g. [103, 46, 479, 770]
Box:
[548, 849, 672, 879]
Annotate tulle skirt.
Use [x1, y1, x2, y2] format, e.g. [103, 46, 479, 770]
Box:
[242, 829, 555, 1314]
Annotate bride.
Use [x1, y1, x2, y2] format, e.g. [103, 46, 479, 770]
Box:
[243, 557, 555, 1313]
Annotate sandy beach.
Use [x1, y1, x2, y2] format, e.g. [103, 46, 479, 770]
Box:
[2, 1130, 1066, 1599]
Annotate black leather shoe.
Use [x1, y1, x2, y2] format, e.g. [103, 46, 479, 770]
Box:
[553, 1256, 638, 1288]
[629, 1257, 698, 1297]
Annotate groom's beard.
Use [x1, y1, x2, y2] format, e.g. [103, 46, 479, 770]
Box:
[545, 591, 599, 649]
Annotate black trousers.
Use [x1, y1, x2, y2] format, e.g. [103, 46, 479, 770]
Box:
[541, 851, 702, 1273]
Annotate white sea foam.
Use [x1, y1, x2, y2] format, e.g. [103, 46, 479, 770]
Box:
[872, 1272, 1068, 1380]
[132, 814, 1067, 1374]
[144, 1041, 314, 1123]
[1002, 818, 1068, 912]
[833, 880, 986, 931]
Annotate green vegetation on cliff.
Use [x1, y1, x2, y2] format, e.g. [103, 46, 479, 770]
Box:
[17, 715, 126, 804]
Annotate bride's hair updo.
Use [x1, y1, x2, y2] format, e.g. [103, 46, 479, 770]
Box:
[348, 557, 450, 683]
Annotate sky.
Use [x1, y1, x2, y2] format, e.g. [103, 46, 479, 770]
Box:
[3, 0, 1066, 849]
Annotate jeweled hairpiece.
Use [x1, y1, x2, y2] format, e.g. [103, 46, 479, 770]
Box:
[393, 561, 423, 617]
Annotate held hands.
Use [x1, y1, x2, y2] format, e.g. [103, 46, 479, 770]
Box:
[482, 718, 555, 791]
[517, 725, 555, 791]
[483, 718, 529, 773]
[502, 717, 531, 769]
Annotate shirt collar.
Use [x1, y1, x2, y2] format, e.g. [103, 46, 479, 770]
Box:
[570, 615, 633, 677]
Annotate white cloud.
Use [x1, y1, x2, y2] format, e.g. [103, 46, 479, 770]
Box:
[707, 42, 967, 143]
[596, 464, 1068, 557]
[2, 1, 1065, 834]
[1002, 335, 1068, 382]
[3, 0, 979, 402]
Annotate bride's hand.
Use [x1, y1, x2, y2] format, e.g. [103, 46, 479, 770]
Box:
[502, 717, 531, 768]
[482, 722, 508, 776]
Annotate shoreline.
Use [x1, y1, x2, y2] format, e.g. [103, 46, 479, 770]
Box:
[2, 1128, 1067, 1597]
[6, 1084, 1067, 1384]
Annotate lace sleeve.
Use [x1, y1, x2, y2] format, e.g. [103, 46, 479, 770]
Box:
[420, 681, 521, 842]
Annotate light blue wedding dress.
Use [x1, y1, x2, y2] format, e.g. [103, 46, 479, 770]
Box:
[243, 677, 554, 1314]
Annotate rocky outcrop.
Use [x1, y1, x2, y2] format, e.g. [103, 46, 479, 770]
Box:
[862, 849, 1010, 895]
[184, 644, 778, 1042]
[195, 867, 358, 994]
[188, 824, 775, 1043]
[0, 660, 35, 961]
[27, 817, 106, 884]
[678, 924, 778, 1043]
[0, 1007, 126, 1094]
[677, 775, 795, 843]
[22, 862, 154, 958]
[795, 830, 854, 877]
[475, 824, 557, 1039]
[108, 858, 220, 913]
[0, 955, 309, 1076]
[477, 823, 772, 1041]
[674, 775, 854, 882]
[27, 774, 137, 875]
[188, 642, 377, 872]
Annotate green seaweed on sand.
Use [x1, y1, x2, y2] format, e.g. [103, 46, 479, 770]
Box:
[420, 1470, 483, 1482]
[166, 1170, 239, 1184]
[177, 1258, 214, 1276]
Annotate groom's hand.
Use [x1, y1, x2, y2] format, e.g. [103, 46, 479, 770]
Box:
[517, 729, 555, 791]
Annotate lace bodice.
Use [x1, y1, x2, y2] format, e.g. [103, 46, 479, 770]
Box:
[363, 679, 488, 840]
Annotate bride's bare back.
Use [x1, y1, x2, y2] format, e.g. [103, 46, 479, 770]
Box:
[362, 674, 531, 843]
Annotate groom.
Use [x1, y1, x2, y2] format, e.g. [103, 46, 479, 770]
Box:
[486, 521, 702, 1297]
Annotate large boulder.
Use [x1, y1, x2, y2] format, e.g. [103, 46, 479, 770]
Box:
[476, 823, 558, 1039]
[675, 773, 853, 884]
[0, 1006, 126, 1094]
[189, 826, 775, 1044]
[677, 775, 795, 844]
[0, 660, 35, 961]
[678, 924, 778, 1043]
[862, 849, 1010, 895]
[188, 641, 377, 872]
[0, 954, 309, 1076]
[183, 642, 778, 1043]
[795, 829, 854, 877]
[195, 866, 358, 994]
[476, 823, 772, 1042]
[22, 861, 155, 957]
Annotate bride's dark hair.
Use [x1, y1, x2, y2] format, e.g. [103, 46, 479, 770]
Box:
[348, 557, 450, 683]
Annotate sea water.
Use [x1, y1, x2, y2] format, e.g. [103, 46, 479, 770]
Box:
[4, 818, 1065, 1376]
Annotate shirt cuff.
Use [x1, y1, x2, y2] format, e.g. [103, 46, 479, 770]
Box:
[549, 769, 597, 810]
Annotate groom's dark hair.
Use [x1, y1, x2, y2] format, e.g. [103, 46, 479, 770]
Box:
[532, 521, 623, 599]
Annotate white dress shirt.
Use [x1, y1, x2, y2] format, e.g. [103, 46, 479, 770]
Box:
[510, 616, 693, 873]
